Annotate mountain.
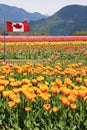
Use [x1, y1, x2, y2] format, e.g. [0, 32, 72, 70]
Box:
[0, 4, 87, 35]
[30, 5, 87, 35]
[0, 4, 48, 24]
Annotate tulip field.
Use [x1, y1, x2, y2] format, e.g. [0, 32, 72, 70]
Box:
[0, 36, 87, 130]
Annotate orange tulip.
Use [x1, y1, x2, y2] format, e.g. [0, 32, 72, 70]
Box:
[70, 103, 77, 110]
[32, 79, 37, 85]
[78, 90, 86, 98]
[60, 95, 70, 107]
[0, 75, 5, 80]
[43, 104, 50, 111]
[84, 96, 87, 101]
[52, 106, 58, 113]
[13, 98, 20, 104]
[9, 93, 17, 100]
[68, 94, 77, 103]
[22, 79, 30, 85]
[25, 106, 31, 112]
[0, 85, 4, 92]
[39, 84, 49, 93]
[37, 76, 44, 82]
[8, 101, 15, 108]
[3, 90, 12, 98]
[22, 72, 27, 76]
[0, 80, 9, 87]
[40, 93, 51, 102]
[9, 72, 14, 76]
[51, 86, 60, 94]
[9, 78, 15, 83]
[76, 78, 82, 83]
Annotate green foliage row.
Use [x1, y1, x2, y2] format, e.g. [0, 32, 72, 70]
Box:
[0, 43, 87, 65]
[73, 30, 87, 36]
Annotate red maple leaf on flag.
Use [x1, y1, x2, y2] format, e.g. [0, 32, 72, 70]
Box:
[13, 23, 22, 29]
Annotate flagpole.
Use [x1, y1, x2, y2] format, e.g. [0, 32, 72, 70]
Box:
[4, 16, 6, 61]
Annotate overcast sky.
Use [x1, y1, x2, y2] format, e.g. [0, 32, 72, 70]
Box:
[0, 0, 87, 15]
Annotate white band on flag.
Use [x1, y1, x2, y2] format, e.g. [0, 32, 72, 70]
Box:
[12, 23, 24, 32]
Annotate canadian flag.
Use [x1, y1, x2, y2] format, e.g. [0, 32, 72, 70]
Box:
[6, 21, 30, 32]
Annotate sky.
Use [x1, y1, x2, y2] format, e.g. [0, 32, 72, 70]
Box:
[0, 0, 87, 15]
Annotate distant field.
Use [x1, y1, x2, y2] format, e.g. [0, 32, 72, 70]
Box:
[0, 36, 87, 42]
